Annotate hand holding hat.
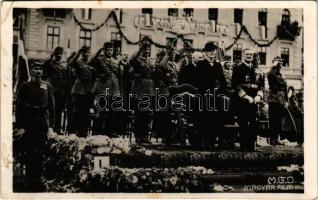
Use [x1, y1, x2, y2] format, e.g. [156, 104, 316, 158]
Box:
[272, 56, 283, 66]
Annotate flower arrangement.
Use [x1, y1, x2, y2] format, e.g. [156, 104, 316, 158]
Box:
[39, 133, 218, 192]
[13, 131, 303, 192]
[48, 166, 215, 192]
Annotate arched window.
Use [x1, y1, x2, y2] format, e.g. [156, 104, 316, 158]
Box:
[258, 9, 267, 38]
[282, 9, 290, 24]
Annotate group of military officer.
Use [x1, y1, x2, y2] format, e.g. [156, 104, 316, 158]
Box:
[17, 39, 292, 146]
[15, 38, 292, 191]
[15, 39, 290, 149]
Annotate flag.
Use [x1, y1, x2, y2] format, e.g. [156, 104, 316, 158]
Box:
[13, 39, 30, 93]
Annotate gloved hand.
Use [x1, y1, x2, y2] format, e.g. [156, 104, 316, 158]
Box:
[254, 95, 262, 104]
[244, 95, 254, 104]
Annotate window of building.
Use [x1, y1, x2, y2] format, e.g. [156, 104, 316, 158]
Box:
[142, 8, 153, 15]
[81, 8, 92, 20]
[282, 9, 290, 25]
[42, 9, 68, 18]
[258, 9, 267, 26]
[232, 44, 243, 62]
[168, 8, 178, 17]
[208, 8, 218, 21]
[47, 26, 60, 49]
[258, 47, 267, 65]
[79, 29, 92, 47]
[258, 9, 267, 38]
[111, 32, 122, 57]
[234, 9, 243, 24]
[281, 47, 290, 67]
[166, 37, 177, 47]
[183, 8, 194, 17]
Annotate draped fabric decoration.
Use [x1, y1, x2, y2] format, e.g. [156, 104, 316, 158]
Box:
[71, 10, 300, 52]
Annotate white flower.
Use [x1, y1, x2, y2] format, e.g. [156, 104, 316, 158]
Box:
[169, 176, 178, 186]
[87, 135, 111, 147]
[132, 175, 138, 184]
[111, 149, 122, 154]
[68, 134, 78, 140]
[145, 150, 152, 156]
[212, 184, 225, 192]
[206, 169, 214, 175]
[96, 146, 112, 154]
[78, 141, 87, 151]
[47, 131, 58, 139]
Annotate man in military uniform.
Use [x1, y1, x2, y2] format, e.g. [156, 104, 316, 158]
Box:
[231, 49, 264, 151]
[267, 56, 288, 145]
[90, 42, 120, 137]
[154, 46, 178, 145]
[44, 47, 70, 134]
[15, 61, 55, 192]
[129, 40, 155, 144]
[68, 46, 94, 137]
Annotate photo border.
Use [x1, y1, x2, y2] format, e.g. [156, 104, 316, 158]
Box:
[1, 1, 317, 199]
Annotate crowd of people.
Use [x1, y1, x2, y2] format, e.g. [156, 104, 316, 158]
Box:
[15, 39, 304, 151]
[14, 38, 304, 192]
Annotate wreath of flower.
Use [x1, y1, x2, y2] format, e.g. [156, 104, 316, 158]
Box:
[71, 10, 301, 51]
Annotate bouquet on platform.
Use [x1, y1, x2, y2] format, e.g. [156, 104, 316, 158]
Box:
[74, 166, 215, 192]
[42, 133, 133, 187]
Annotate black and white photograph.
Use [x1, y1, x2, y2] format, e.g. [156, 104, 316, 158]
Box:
[1, 1, 317, 198]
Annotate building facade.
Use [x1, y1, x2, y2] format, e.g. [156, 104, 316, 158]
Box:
[13, 8, 303, 89]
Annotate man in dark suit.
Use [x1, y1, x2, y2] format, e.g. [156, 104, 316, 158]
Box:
[177, 51, 202, 147]
[232, 49, 264, 151]
[196, 42, 227, 149]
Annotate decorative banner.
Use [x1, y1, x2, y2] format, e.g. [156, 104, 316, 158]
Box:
[217, 24, 228, 35]
[114, 9, 121, 23]
[134, 15, 228, 35]
[71, 10, 300, 52]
